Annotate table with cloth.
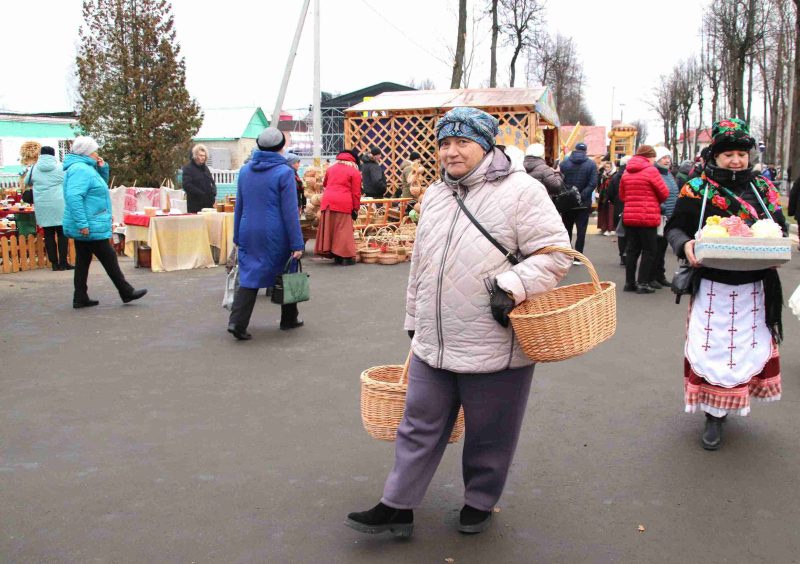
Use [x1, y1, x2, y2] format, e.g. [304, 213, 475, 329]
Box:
[201, 212, 235, 263]
[124, 214, 215, 272]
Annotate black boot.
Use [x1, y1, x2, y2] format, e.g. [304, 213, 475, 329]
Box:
[648, 280, 663, 290]
[345, 502, 413, 537]
[73, 299, 100, 309]
[636, 284, 655, 294]
[122, 289, 147, 303]
[702, 414, 726, 450]
[227, 324, 252, 341]
[458, 505, 493, 534]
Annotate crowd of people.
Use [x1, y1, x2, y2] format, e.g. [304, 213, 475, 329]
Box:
[16, 105, 795, 539]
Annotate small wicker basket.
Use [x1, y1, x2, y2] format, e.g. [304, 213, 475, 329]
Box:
[509, 246, 616, 363]
[361, 352, 465, 442]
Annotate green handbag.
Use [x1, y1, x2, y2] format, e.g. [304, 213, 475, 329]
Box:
[271, 258, 310, 305]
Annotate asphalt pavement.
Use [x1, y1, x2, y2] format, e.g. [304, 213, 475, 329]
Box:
[1, 231, 798, 563]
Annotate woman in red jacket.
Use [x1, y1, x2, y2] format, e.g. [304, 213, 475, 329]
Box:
[620, 145, 669, 294]
[315, 150, 362, 265]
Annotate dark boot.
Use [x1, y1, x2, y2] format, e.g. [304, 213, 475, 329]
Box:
[73, 299, 100, 309]
[345, 502, 413, 537]
[341, 257, 356, 266]
[122, 289, 147, 303]
[648, 280, 663, 290]
[636, 284, 655, 294]
[702, 414, 726, 450]
[656, 275, 670, 286]
[623, 283, 636, 292]
[458, 505, 493, 534]
[227, 324, 252, 341]
[333, 256, 343, 265]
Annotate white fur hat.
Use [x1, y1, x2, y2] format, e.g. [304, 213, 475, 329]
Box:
[526, 143, 545, 158]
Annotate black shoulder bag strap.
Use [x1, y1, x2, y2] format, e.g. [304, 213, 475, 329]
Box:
[453, 191, 519, 265]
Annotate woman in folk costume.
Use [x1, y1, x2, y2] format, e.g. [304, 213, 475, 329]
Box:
[665, 118, 787, 451]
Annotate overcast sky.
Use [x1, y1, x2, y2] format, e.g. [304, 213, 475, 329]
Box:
[0, 0, 705, 143]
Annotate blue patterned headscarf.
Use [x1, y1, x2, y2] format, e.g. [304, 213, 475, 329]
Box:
[435, 107, 500, 152]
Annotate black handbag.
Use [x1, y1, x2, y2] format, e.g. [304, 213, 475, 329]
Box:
[670, 184, 709, 303]
[552, 184, 584, 213]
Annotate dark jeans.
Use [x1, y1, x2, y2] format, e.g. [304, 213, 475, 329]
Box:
[625, 226, 658, 286]
[651, 235, 669, 282]
[228, 287, 299, 331]
[74, 239, 134, 302]
[43, 225, 69, 267]
[561, 208, 590, 254]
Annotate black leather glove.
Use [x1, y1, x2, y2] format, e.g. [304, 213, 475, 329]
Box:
[351, 210, 359, 220]
[490, 280, 515, 328]
[407, 330, 415, 339]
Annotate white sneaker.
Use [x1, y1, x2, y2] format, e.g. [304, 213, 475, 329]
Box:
[572, 259, 582, 266]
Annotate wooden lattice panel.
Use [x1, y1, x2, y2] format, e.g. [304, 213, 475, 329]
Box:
[345, 108, 541, 193]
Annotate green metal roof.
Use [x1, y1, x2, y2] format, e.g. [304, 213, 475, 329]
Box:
[241, 108, 269, 139]
[0, 119, 78, 138]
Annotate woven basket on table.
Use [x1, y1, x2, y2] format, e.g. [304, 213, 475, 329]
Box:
[509, 246, 616, 363]
[360, 352, 465, 442]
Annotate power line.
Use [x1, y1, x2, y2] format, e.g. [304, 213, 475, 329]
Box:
[355, 0, 453, 70]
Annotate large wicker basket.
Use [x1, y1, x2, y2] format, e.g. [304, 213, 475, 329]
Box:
[360, 352, 465, 442]
[509, 246, 616, 362]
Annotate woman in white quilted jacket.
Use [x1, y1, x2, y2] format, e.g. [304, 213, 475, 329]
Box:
[346, 107, 572, 537]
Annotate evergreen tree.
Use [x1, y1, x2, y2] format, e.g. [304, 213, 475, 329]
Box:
[75, 0, 202, 186]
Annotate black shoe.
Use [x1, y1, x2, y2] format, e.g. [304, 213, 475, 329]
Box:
[122, 289, 147, 303]
[345, 502, 414, 537]
[60, 263, 74, 271]
[73, 299, 99, 309]
[648, 280, 663, 290]
[341, 258, 356, 266]
[656, 276, 670, 286]
[227, 325, 252, 341]
[636, 284, 655, 294]
[623, 283, 637, 292]
[334, 256, 344, 265]
[52, 264, 62, 271]
[458, 505, 493, 534]
[620, 256, 626, 266]
[280, 319, 305, 330]
[702, 414, 726, 450]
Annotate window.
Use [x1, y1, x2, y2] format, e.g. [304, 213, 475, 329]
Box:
[58, 139, 72, 161]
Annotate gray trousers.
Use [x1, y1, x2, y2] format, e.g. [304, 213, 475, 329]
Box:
[381, 354, 534, 512]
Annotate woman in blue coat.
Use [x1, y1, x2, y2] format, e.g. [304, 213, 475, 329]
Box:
[227, 128, 305, 340]
[24, 146, 71, 270]
[63, 136, 147, 308]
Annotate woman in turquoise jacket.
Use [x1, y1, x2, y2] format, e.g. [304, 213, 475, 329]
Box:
[25, 146, 71, 270]
[63, 136, 146, 308]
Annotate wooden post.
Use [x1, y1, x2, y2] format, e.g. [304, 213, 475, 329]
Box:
[0, 237, 10, 274]
[18, 235, 29, 271]
[10, 236, 20, 272]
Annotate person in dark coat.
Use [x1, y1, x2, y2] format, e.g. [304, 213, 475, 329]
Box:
[523, 143, 563, 197]
[182, 145, 217, 213]
[606, 156, 630, 265]
[227, 128, 305, 341]
[559, 142, 597, 259]
[790, 178, 800, 250]
[650, 147, 680, 287]
[675, 160, 693, 187]
[361, 146, 387, 199]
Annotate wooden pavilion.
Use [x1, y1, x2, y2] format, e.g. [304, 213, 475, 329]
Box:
[344, 87, 560, 190]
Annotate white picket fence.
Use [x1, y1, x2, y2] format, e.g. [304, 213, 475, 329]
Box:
[210, 169, 239, 185]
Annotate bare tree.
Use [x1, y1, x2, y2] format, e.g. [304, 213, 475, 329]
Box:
[629, 119, 649, 150]
[450, 0, 467, 89]
[527, 32, 592, 123]
[790, 0, 800, 179]
[489, 0, 499, 87]
[649, 74, 678, 150]
[673, 60, 697, 161]
[407, 78, 436, 90]
[499, 0, 545, 87]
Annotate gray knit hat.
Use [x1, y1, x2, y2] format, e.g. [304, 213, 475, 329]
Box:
[257, 127, 286, 152]
[71, 136, 99, 156]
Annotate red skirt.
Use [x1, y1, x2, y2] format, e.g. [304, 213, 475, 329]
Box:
[596, 202, 615, 232]
[314, 210, 356, 258]
[684, 343, 781, 417]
